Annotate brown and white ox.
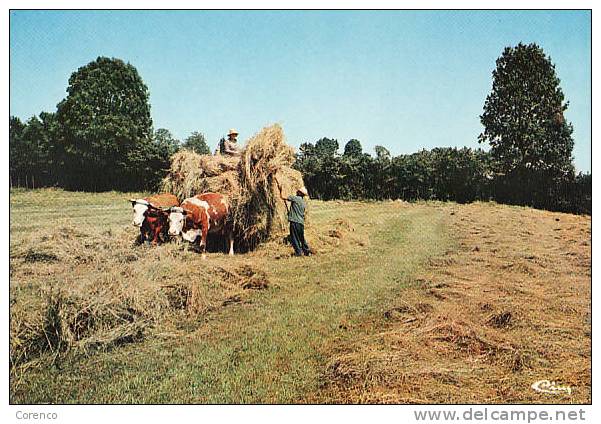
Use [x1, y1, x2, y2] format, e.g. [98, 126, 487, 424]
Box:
[130, 193, 179, 245]
[167, 192, 234, 258]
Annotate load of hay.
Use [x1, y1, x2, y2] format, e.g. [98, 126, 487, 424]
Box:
[161, 124, 305, 250]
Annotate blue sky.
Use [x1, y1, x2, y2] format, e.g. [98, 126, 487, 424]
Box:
[10, 10, 591, 171]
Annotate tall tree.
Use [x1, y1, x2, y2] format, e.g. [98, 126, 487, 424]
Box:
[374, 145, 391, 162]
[152, 128, 180, 154]
[37, 111, 61, 185]
[340, 140, 366, 199]
[20, 116, 48, 187]
[479, 42, 575, 207]
[370, 146, 393, 199]
[9, 113, 59, 188]
[183, 131, 210, 154]
[9, 116, 26, 187]
[343, 139, 363, 158]
[297, 142, 316, 162]
[125, 128, 180, 191]
[55, 56, 153, 191]
[315, 138, 339, 157]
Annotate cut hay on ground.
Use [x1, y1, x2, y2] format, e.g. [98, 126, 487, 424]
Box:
[161, 124, 305, 250]
[319, 203, 591, 404]
[9, 225, 271, 370]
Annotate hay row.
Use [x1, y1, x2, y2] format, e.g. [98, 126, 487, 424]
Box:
[319, 204, 591, 403]
[10, 260, 271, 368]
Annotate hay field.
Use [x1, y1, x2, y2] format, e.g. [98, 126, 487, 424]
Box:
[9, 189, 590, 404]
[318, 203, 591, 404]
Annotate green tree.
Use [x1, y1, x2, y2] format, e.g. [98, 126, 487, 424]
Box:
[56, 56, 153, 191]
[294, 142, 318, 196]
[315, 137, 339, 157]
[340, 140, 368, 199]
[430, 147, 492, 203]
[37, 112, 61, 185]
[125, 128, 180, 191]
[9, 116, 26, 187]
[9, 113, 60, 188]
[367, 146, 393, 199]
[183, 131, 210, 154]
[297, 142, 316, 162]
[152, 128, 180, 154]
[374, 145, 391, 162]
[294, 138, 343, 200]
[21, 116, 48, 187]
[343, 139, 363, 158]
[571, 172, 591, 214]
[479, 42, 575, 207]
[402, 150, 434, 200]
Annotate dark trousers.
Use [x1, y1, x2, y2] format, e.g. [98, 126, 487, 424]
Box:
[289, 222, 310, 256]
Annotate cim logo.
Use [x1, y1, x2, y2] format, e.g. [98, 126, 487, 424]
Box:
[531, 380, 572, 395]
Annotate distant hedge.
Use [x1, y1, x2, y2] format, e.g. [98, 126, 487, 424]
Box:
[9, 54, 590, 215]
[294, 139, 590, 215]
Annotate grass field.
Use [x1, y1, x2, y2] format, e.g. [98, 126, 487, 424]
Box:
[9, 189, 590, 404]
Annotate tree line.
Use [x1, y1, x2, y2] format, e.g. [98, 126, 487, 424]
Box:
[293, 138, 591, 214]
[296, 42, 591, 214]
[10, 112, 211, 192]
[9, 57, 211, 192]
[9, 44, 591, 214]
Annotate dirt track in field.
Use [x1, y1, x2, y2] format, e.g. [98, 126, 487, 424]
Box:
[319, 202, 591, 404]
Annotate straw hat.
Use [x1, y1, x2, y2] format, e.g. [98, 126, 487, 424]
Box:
[228, 129, 239, 137]
[297, 187, 308, 197]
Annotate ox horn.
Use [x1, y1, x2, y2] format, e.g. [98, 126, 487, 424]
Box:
[169, 206, 187, 215]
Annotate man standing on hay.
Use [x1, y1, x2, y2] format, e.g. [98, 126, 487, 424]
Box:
[219, 128, 242, 156]
[276, 179, 312, 257]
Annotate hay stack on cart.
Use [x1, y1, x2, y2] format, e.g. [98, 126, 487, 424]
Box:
[161, 124, 305, 250]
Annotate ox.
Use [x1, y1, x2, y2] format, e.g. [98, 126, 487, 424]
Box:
[130, 193, 179, 245]
[167, 192, 234, 258]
